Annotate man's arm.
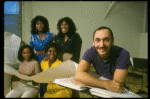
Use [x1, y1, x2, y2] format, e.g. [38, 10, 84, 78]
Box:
[74, 60, 107, 89]
[74, 60, 127, 93]
[113, 69, 128, 85]
[105, 69, 128, 93]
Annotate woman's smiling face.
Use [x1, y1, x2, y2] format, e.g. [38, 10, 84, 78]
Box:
[36, 20, 44, 32]
[60, 21, 69, 34]
[22, 48, 31, 61]
[47, 47, 57, 62]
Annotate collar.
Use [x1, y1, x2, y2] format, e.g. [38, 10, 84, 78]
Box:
[36, 33, 49, 40]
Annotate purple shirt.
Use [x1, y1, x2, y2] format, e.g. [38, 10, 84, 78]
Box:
[83, 45, 130, 80]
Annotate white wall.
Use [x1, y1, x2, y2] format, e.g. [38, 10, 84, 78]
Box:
[22, 1, 147, 60]
[139, 33, 148, 59]
[22, 1, 33, 42]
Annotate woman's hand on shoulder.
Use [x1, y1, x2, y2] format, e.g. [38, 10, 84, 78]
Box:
[63, 53, 73, 62]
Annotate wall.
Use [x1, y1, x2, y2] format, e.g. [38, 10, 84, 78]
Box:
[22, 1, 33, 42]
[139, 33, 148, 59]
[138, 2, 148, 59]
[22, 1, 146, 60]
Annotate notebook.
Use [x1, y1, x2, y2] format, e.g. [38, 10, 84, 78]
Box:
[53, 77, 88, 91]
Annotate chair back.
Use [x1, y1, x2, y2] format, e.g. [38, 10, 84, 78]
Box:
[133, 57, 148, 70]
[130, 57, 134, 66]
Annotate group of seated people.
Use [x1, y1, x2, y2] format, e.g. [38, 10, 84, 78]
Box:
[5, 15, 131, 98]
[6, 43, 73, 98]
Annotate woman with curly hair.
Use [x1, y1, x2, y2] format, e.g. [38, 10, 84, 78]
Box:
[52, 17, 82, 63]
[50, 17, 82, 98]
[29, 15, 53, 97]
[29, 15, 53, 64]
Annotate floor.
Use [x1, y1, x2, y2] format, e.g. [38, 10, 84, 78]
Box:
[6, 67, 148, 98]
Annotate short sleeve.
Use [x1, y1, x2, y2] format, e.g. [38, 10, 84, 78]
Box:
[116, 49, 130, 69]
[82, 46, 95, 64]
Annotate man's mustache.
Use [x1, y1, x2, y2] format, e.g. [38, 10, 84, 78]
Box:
[97, 47, 107, 49]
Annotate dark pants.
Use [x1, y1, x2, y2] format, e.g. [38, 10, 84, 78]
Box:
[40, 83, 48, 98]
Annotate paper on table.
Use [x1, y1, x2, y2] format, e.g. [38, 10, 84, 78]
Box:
[53, 77, 87, 91]
[4, 60, 76, 83]
[53, 76, 108, 91]
[53, 71, 141, 98]
[89, 77, 142, 98]
[53, 67, 102, 91]
[90, 87, 142, 98]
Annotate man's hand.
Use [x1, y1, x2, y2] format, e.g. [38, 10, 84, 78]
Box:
[71, 78, 87, 86]
[105, 80, 124, 93]
[72, 77, 124, 93]
[105, 69, 128, 93]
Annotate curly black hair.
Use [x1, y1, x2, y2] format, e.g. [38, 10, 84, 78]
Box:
[31, 15, 50, 34]
[45, 42, 58, 54]
[45, 42, 58, 61]
[18, 45, 37, 62]
[57, 17, 77, 38]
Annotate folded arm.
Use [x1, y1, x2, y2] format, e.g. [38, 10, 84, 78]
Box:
[74, 60, 106, 88]
[73, 60, 128, 93]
